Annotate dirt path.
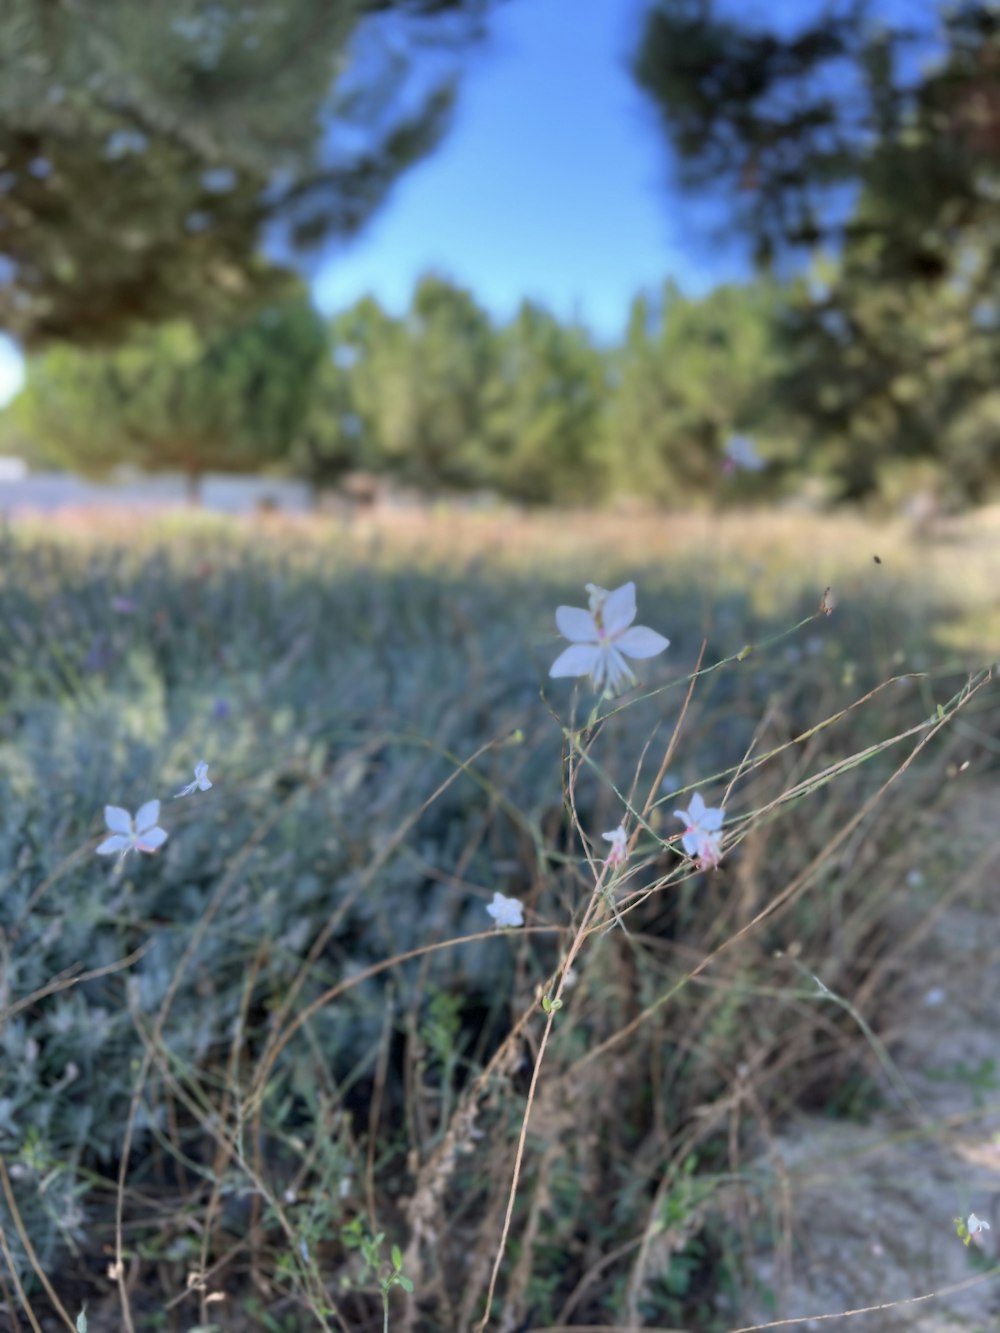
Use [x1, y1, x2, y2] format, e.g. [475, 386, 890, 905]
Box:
[742, 788, 1000, 1331]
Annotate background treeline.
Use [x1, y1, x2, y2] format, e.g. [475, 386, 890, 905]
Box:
[2, 264, 997, 509]
[2, 0, 1000, 511]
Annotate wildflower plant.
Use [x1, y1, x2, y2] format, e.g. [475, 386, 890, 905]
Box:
[95, 800, 168, 858]
[1, 513, 994, 1331]
[673, 791, 724, 869]
[549, 580, 669, 695]
[486, 891, 524, 928]
[175, 759, 212, 796]
[602, 823, 628, 868]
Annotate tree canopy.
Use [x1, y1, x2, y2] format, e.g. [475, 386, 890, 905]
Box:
[633, 0, 1000, 504]
[8, 287, 326, 494]
[0, 0, 490, 346]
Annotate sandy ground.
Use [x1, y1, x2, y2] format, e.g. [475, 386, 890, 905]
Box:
[739, 788, 1000, 1333]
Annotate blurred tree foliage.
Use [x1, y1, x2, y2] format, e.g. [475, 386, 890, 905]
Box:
[0, 0, 490, 346]
[633, 0, 1000, 505]
[8, 256, 997, 508]
[487, 299, 610, 503]
[295, 276, 616, 501]
[610, 279, 788, 503]
[8, 287, 326, 496]
[0, 271, 811, 504]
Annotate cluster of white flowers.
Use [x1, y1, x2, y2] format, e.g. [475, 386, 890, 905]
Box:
[96, 762, 212, 862]
[487, 581, 730, 929]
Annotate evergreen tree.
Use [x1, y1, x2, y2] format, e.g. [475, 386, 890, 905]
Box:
[0, 0, 491, 345]
[11, 288, 326, 496]
[610, 280, 785, 503]
[634, 0, 1000, 503]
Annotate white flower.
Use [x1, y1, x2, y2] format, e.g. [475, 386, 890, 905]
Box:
[176, 760, 212, 797]
[96, 801, 168, 858]
[602, 824, 628, 868]
[486, 892, 524, 928]
[968, 1213, 991, 1237]
[723, 434, 764, 472]
[673, 792, 724, 868]
[549, 581, 669, 694]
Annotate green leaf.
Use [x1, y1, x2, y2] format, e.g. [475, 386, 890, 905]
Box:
[391, 1244, 403, 1270]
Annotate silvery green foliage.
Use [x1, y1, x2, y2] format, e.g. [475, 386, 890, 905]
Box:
[0, 524, 898, 1280]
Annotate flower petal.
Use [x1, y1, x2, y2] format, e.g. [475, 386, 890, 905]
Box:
[137, 826, 168, 853]
[135, 799, 161, 832]
[700, 806, 724, 832]
[698, 830, 723, 867]
[687, 792, 706, 822]
[602, 645, 634, 693]
[601, 582, 636, 636]
[617, 626, 669, 660]
[104, 805, 132, 835]
[97, 834, 130, 855]
[555, 605, 597, 643]
[550, 643, 601, 678]
[486, 891, 523, 927]
[680, 829, 702, 857]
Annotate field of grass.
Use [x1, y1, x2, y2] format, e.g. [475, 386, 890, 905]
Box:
[0, 504, 996, 1332]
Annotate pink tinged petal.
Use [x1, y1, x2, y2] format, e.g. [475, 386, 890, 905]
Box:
[602, 645, 634, 693]
[97, 834, 130, 855]
[616, 626, 670, 660]
[105, 805, 132, 835]
[698, 831, 723, 867]
[136, 826, 168, 853]
[550, 643, 601, 678]
[135, 800, 161, 832]
[600, 582, 637, 637]
[680, 829, 702, 857]
[555, 605, 598, 642]
[603, 825, 628, 865]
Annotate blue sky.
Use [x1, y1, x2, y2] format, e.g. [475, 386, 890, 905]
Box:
[0, 0, 754, 410]
[315, 0, 752, 337]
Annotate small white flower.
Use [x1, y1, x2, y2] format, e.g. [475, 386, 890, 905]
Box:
[549, 581, 669, 694]
[968, 1213, 991, 1237]
[673, 792, 724, 868]
[96, 801, 168, 858]
[723, 434, 765, 472]
[175, 760, 212, 797]
[602, 824, 629, 868]
[486, 892, 524, 928]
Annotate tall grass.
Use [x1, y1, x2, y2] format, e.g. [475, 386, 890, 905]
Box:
[0, 506, 996, 1331]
